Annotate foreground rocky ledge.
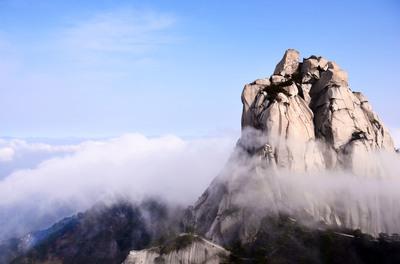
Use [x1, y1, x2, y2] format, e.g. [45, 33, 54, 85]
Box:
[123, 234, 229, 264]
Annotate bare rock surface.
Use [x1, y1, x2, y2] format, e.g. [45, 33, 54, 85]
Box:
[273, 49, 300, 76]
[192, 49, 397, 246]
[122, 234, 229, 264]
[240, 49, 394, 172]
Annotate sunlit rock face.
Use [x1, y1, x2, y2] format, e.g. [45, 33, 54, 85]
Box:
[241, 49, 394, 172]
[192, 49, 398, 246]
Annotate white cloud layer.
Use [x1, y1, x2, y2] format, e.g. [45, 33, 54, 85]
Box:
[0, 134, 235, 240]
[0, 139, 79, 161]
[0, 138, 80, 178]
[0, 147, 14, 162]
[0, 131, 398, 241]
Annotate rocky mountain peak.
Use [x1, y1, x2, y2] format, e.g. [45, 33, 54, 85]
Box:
[241, 48, 394, 173]
[192, 49, 398, 246]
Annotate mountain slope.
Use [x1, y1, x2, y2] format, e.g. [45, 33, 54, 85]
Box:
[5, 200, 182, 264]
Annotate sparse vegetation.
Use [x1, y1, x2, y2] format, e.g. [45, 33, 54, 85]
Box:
[159, 234, 200, 255]
[223, 215, 400, 264]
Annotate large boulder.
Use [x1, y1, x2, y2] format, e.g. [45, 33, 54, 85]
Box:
[273, 49, 300, 77]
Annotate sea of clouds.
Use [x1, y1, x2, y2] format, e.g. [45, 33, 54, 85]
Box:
[0, 131, 398, 242]
[0, 134, 235, 241]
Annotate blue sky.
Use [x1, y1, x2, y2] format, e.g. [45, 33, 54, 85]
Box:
[0, 0, 399, 138]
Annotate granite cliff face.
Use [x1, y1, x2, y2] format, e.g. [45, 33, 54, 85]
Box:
[192, 49, 398, 246]
[240, 49, 394, 172]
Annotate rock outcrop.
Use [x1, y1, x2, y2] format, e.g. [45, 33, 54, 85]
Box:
[192, 49, 397, 246]
[123, 234, 229, 264]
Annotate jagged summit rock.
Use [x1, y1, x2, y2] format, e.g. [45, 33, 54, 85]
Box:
[273, 48, 300, 76]
[241, 48, 394, 172]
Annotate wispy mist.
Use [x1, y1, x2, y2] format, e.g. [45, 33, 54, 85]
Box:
[1, 130, 399, 242]
[0, 134, 235, 240]
[211, 132, 400, 238]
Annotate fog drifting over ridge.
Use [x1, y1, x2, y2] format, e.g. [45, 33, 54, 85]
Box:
[0, 134, 236, 240]
[218, 146, 400, 235]
[190, 125, 400, 244]
[0, 130, 399, 241]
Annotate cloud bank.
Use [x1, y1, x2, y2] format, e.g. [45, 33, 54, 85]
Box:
[0, 138, 80, 179]
[0, 134, 235, 240]
[0, 130, 398, 242]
